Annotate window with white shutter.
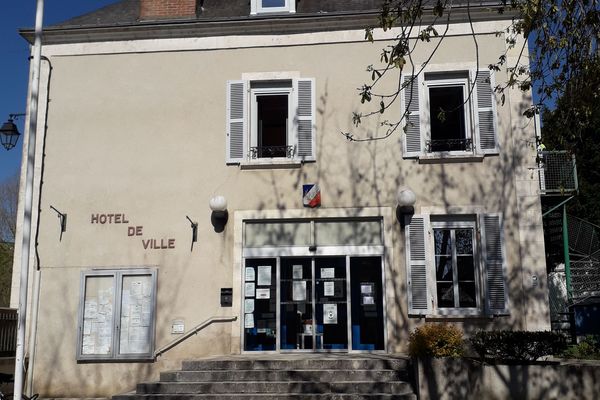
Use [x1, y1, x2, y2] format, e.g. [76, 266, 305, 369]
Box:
[401, 69, 499, 160]
[404, 213, 508, 317]
[226, 77, 315, 165]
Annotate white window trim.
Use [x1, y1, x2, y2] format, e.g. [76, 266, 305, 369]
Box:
[422, 76, 476, 157]
[250, 86, 295, 160]
[251, 0, 296, 15]
[429, 219, 483, 315]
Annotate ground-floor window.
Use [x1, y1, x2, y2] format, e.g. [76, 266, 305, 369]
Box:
[77, 268, 157, 361]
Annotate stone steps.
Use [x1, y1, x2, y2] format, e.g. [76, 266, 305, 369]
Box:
[113, 356, 416, 400]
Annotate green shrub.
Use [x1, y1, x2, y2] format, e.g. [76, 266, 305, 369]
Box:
[562, 335, 600, 360]
[408, 323, 464, 358]
[470, 330, 567, 361]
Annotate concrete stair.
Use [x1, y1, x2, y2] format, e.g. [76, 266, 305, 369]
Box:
[113, 355, 417, 400]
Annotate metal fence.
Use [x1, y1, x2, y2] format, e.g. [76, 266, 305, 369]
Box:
[0, 308, 17, 356]
[539, 151, 578, 195]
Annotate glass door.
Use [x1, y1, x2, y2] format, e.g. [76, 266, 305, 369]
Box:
[279, 258, 313, 350]
[315, 257, 348, 350]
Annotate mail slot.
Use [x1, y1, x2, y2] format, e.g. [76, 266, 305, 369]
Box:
[220, 288, 233, 307]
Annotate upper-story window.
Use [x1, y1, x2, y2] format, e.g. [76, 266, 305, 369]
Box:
[251, 0, 296, 15]
[226, 77, 315, 165]
[402, 69, 498, 159]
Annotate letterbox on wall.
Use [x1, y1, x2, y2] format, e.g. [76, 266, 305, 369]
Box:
[221, 288, 233, 307]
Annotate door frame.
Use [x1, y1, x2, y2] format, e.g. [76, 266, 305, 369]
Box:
[241, 250, 387, 354]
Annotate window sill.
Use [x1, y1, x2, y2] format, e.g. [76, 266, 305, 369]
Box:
[408, 312, 510, 320]
[418, 152, 484, 164]
[240, 159, 303, 170]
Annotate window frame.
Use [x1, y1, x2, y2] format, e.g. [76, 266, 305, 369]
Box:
[251, 0, 296, 15]
[250, 86, 295, 160]
[430, 219, 482, 314]
[423, 76, 474, 156]
[76, 268, 157, 362]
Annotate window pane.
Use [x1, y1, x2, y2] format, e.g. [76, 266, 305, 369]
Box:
[315, 220, 382, 246]
[245, 222, 311, 247]
[434, 229, 452, 255]
[457, 256, 475, 281]
[429, 86, 466, 151]
[435, 256, 453, 281]
[458, 282, 477, 308]
[455, 229, 473, 254]
[119, 275, 153, 355]
[82, 276, 114, 356]
[436, 282, 455, 308]
[257, 94, 288, 158]
[262, 0, 286, 7]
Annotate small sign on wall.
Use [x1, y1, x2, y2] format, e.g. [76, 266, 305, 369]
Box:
[303, 184, 321, 208]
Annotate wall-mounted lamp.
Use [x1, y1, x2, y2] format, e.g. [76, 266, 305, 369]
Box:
[396, 187, 416, 228]
[49, 205, 67, 240]
[209, 195, 228, 233]
[0, 113, 25, 150]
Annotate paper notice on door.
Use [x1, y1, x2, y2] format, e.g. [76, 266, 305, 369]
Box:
[320, 268, 335, 279]
[245, 267, 255, 282]
[245, 282, 255, 297]
[257, 265, 271, 286]
[256, 288, 270, 299]
[244, 313, 255, 329]
[361, 283, 373, 294]
[324, 281, 335, 297]
[323, 303, 338, 324]
[293, 281, 306, 301]
[244, 299, 255, 313]
[293, 265, 303, 279]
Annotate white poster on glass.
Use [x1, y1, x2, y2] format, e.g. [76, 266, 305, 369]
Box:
[244, 282, 255, 297]
[245, 267, 255, 282]
[257, 265, 271, 286]
[324, 281, 335, 297]
[244, 299, 255, 313]
[323, 303, 338, 324]
[293, 281, 307, 301]
[256, 288, 270, 299]
[244, 313, 255, 329]
[321, 268, 335, 279]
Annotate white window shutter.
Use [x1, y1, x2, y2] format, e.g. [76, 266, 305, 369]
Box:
[480, 213, 509, 315]
[401, 74, 422, 158]
[472, 70, 499, 154]
[405, 214, 431, 315]
[226, 80, 247, 164]
[294, 78, 316, 161]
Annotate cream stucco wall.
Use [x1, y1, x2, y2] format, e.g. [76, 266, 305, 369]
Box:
[9, 25, 549, 397]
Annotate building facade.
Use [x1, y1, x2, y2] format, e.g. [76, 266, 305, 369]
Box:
[11, 0, 550, 397]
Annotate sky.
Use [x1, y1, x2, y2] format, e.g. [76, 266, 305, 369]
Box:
[0, 0, 119, 183]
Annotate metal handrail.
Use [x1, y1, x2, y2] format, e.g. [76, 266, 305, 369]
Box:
[153, 316, 237, 360]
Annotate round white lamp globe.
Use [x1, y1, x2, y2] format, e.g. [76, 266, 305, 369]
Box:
[209, 195, 228, 212]
[396, 187, 416, 207]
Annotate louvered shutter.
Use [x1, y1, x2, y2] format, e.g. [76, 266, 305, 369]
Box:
[226, 80, 247, 164]
[480, 213, 509, 315]
[473, 70, 498, 154]
[406, 215, 431, 315]
[402, 74, 422, 158]
[294, 78, 316, 161]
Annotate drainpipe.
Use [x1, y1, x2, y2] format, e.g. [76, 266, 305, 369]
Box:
[563, 205, 572, 300]
[14, 0, 44, 398]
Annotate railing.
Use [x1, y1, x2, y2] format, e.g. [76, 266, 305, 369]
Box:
[249, 145, 295, 159]
[0, 308, 17, 357]
[539, 151, 578, 195]
[153, 316, 237, 360]
[425, 138, 473, 152]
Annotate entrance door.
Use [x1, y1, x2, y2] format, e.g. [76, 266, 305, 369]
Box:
[279, 257, 348, 351]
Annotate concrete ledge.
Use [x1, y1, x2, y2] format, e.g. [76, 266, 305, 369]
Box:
[416, 357, 600, 400]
